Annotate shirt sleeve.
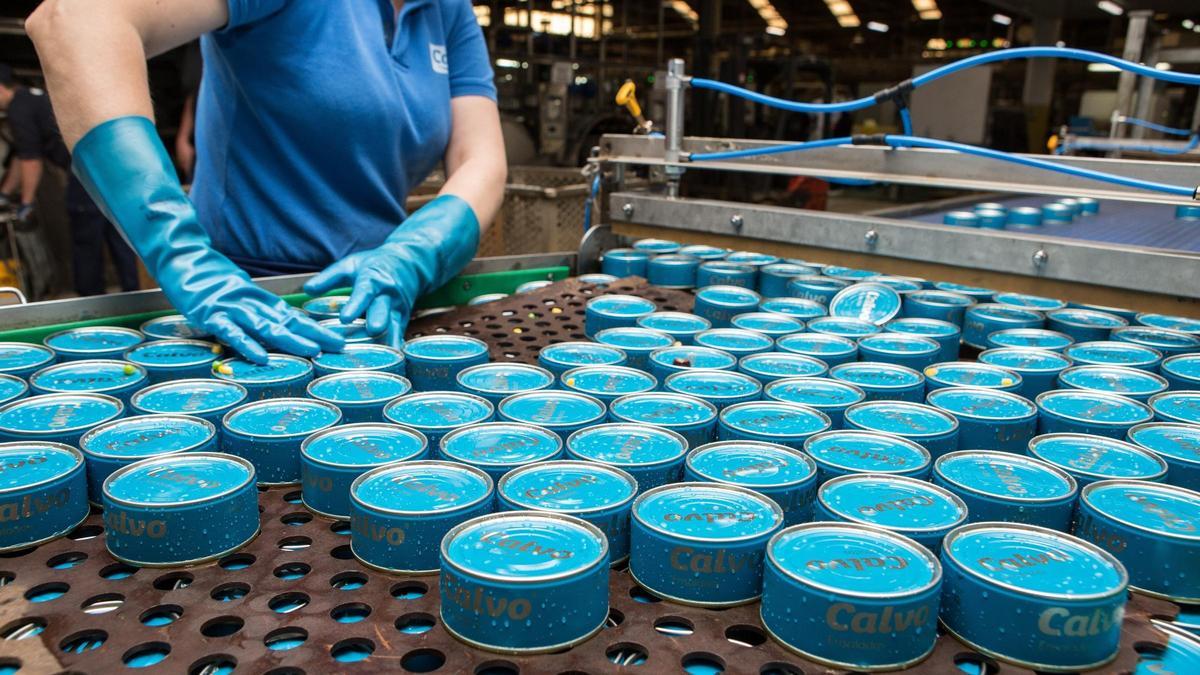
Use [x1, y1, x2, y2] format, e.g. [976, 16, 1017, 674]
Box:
[221, 0, 288, 31]
[7, 99, 43, 160]
[443, 0, 496, 100]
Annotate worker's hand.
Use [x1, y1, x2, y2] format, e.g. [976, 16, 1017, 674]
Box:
[14, 204, 36, 231]
[304, 195, 480, 347]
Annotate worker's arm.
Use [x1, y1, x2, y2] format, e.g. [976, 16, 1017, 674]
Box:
[17, 159, 42, 207]
[0, 159, 18, 198]
[438, 95, 507, 235]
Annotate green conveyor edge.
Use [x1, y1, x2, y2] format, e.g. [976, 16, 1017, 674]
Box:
[0, 266, 570, 344]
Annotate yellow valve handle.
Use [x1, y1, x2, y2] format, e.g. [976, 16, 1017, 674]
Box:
[616, 80, 643, 120]
[1047, 134, 1060, 153]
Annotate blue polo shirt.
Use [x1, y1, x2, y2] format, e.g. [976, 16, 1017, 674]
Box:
[192, 0, 496, 276]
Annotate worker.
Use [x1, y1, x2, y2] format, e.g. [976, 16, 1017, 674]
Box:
[0, 63, 140, 296]
[26, 0, 506, 362]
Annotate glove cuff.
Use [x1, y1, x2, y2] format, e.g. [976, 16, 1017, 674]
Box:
[389, 194, 481, 293]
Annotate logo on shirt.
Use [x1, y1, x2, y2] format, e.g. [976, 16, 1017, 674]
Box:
[430, 44, 448, 74]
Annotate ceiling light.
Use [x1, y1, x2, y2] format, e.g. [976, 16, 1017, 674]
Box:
[867, 21, 889, 32]
[1183, 19, 1195, 29]
[765, 25, 786, 36]
[837, 14, 861, 27]
[912, 0, 940, 20]
[1097, 1, 1123, 16]
[926, 38, 948, 50]
[992, 13, 1011, 25]
[919, 9, 942, 20]
[670, 0, 699, 25]
[746, 0, 788, 35]
[824, 0, 860, 27]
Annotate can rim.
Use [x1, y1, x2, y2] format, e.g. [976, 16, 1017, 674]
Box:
[648, 254, 699, 266]
[763, 377, 866, 408]
[0, 441, 85, 494]
[632, 481, 784, 543]
[306, 371, 412, 405]
[993, 292, 1067, 311]
[807, 316, 881, 335]
[803, 429, 932, 474]
[561, 365, 657, 397]
[221, 397, 343, 439]
[0, 392, 124, 434]
[1114, 325, 1200, 348]
[684, 440, 816, 489]
[497, 390, 606, 429]
[967, 303, 1045, 324]
[441, 421, 564, 465]
[456, 362, 556, 395]
[30, 359, 148, 394]
[697, 260, 752, 272]
[130, 378, 248, 415]
[1080, 479, 1200, 542]
[608, 392, 718, 429]
[584, 294, 657, 317]
[664, 369, 763, 401]
[978, 347, 1071, 372]
[788, 274, 847, 290]
[594, 326, 676, 349]
[1063, 340, 1162, 365]
[843, 400, 959, 438]
[101, 451, 256, 507]
[738, 353, 829, 378]
[300, 422, 429, 468]
[213, 354, 313, 384]
[730, 312, 805, 332]
[1161, 352, 1200, 379]
[539, 341, 627, 366]
[635, 312, 711, 335]
[80, 414, 217, 459]
[401, 334, 490, 361]
[1058, 364, 1168, 396]
[1047, 308, 1129, 330]
[1127, 421, 1200, 464]
[828, 282, 902, 326]
[603, 247, 651, 260]
[926, 386, 1037, 421]
[497, 459, 639, 513]
[0, 373, 28, 396]
[902, 289, 975, 308]
[350, 459, 493, 515]
[0, 342, 55, 369]
[695, 328, 776, 350]
[985, 327, 1074, 349]
[384, 391, 496, 430]
[123, 338, 222, 368]
[138, 314, 207, 336]
[776, 332, 857, 355]
[1028, 432, 1169, 481]
[42, 326, 144, 354]
[719, 400, 833, 438]
[439, 511, 610, 584]
[830, 362, 924, 390]
[565, 422, 688, 467]
[1136, 312, 1200, 334]
[933, 450, 1077, 503]
[817, 473, 968, 533]
[694, 285, 763, 307]
[1149, 390, 1200, 422]
[857, 333, 940, 355]
[312, 343, 405, 369]
[1034, 389, 1153, 426]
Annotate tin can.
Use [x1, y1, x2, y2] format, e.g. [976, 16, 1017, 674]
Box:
[634, 238, 680, 255]
[1057, 365, 1168, 402]
[804, 429, 932, 482]
[1070, 302, 1139, 322]
[1028, 433, 1169, 486]
[101, 452, 259, 566]
[685, 440, 817, 525]
[456, 362, 555, 405]
[630, 482, 783, 606]
[1114, 326, 1200, 357]
[0, 442, 88, 552]
[1057, 198, 1082, 217]
[1178, 205, 1200, 221]
[317, 318, 373, 344]
[926, 386, 1037, 453]
[763, 377, 865, 429]
[383, 391, 494, 450]
[565, 422, 688, 491]
[807, 317, 881, 340]
[594, 326, 674, 371]
[79, 414, 217, 502]
[123, 339, 221, 384]
[985, 327, 1074, 352]
[944, 210, 980, 227]
[584, 294, 657, 338]
[868, 275, 924, 293]
[761, 521, 941, 671]
[1161, 354, 1200, 391]
[311, 343, 405, 377]
[30, 359, 148, 404]
[1036, 390, 1154, 438]
[1077, 197, 1100, 215]
[693, 286, 762, 328]
[1150, 390, 1200, 425]
[694, 328, 774, 357]
[607, 392, 717, 450]
[994, 292, 1066, 313]
[0, 342, 55, 379]
[932, 282, 994, 303]
[696, 261, 756, 289]
[402, 335, 490, 390]
[975, 202, 1008, 215]
[844, 400, 959, 459]
[646, 345, 737, 382]
[829, 362, 925, 403]
[1042, 202, 1075, 224]
[561, 365, 656, 405]
[636, 312, 711, 345]
[738, 353, 827, 385]
[514, 280, 554, 294]
[646, 254, 699, 288]
[884, 317, 961, 363]
[0, 374, 27, 407]
[1047, 309, 1128, 343]
[1008, 206, 1043, 227]
[786, 275, 849, 307]
[1127, 422, 1200, 491]
[351, 460, 493, 574]
[440, 421, 563, 482]
[901, 289, 976, 326]
[665, 370, 761, 411]
[130, 379, 247, 431]
[978, 347, 1073, 400]
[975, 209, 1007, 229]
[723, 251, 776, 269]
[440, 511, 609, 652]
[963, 304, 1045, 350]
[1138, 312, 1200, 335]
[44, 326, 144, 362]
[759, 263, 818, 298]
[1074, 479, 1200, 602]
[497, 460, 637, 563]
[0, 393, 124, 447]
[828, 283, 902, 325]
[601, 248, 651, 277]
[496, 390, 605, 441]
[718, 400, 831, 450]
[537, 341, 626, 377]
[932, 451, 1077, 529]
[300, 423, 428, 519]
[139, 314, 210, 340]
[578, 273, 618, 287]
[856, 334, 941, 370]
[817, 474, 967, 552]
[306, 371, 411, 423]
[776, 333, 858, 367]
[212, 354, 314, 400]
[730, 312, 804, 338]
[758, 297, 828, 321]
[939, 522, 1127, 671]
[301, 295, 349, 320]
[923, 361, 1022, 394]
[1065, 340, 1162, 371]
[221, 398, 342, 484]
[822, 265, 877, 282]
[679, 244, 729, 261]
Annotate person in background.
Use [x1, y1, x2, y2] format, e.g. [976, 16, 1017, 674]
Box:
[0, 63, 139, 296]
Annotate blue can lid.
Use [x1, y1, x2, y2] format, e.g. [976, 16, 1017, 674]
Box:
[994, 292, 1067, 312]
[830, 362, 923, 390]
[719, 401, 831, 438]
[384, 392, 494, 430]
[1059, 365, 1167, 399]
[927, 387, 1037, 421]
[0, 442, 83, 493]
[730, 312, 804, 336]
[686, 440, 816, 488]
[585, 294, 657, 318]
[1151, 391, 1200, 424]
[758, 297, 828, 320]
[807, 317, 880, 338]
[968, 303, 1044, 325]
[224, 398, 341, 437]
[1049, 308, 1127, 329]
[307, 371, 411, 404]
[932, 282, 993, 300]
[763, 377, 866, 409]
[302, 423, 427, 468]
[0, 342, 54, 373]
[594, 327, 675, 352]
[727, 251, 779, 267]
[81, 415, 215, 459]
[131, 379, 248, 416]
[1029, 433, 1168, 481]
[318, 318, 372, 343]
[975, 202, 1008, 213]
[31, 360, 146, 395]
[739, 353, 828, 379]
[822, 265, 876, 280]
[441, 421, 562, 466]
[1137, 313, 1200, 335]
[514, 279, 554, 294]
[819, 474, 966, 533]
[310, 344, 405, 372]
[845, 401, 958, 438]
[906, 289, 975, 307]
[0, 374, 27, 404]
[867, 275, 924, 293]
[498, 460, 637, 512]
[944, 210, 980, 226]
[442, 512, 608, 581]
[923, 361, 1021, 390]
[214, 354, 312, 383]
[649, 253, 699, 268]
[498, 390, 606, 429]
[608, 392, 717, 428]
[697, 261, 753, 277]
[103, 452, 254, 506]
[767, 522, 940, 596]
[604, 247, 651, 262]
[539, 341, 627, 368]
[562, 365, 656, 399]
[1082, 480, 1200, 541]
[124, 339, 221, 368]
[942, 523, 1127, 598]
[694, 328, 774, 354]
[633, 483, 782, 541]
[935, 451, 1076, 502]
[649, 345, 737, 372]
[351, 460, 492, 514]
[1043, 202, 1073, 218]
[402, 335, 489, 361]
[858, 334, 940, 356]
[789, 275, 850, 292]
[762, 262, 819, 279]
[1036, 390, 1153, 426]
[636, 312, 711, 336]
[1064, 341, 1162, 368]
[979, 347, 1072, 373]
[828, 283, 902, 325]
[633, 238, 681, 254]
[44, 327, 143, 355]
[457, 362, 554, 396]
[301, 295, 349, 318]
[679, 244, 730, 260]
[578, 273, 619, 286]
[776, 332, 857, 358]
[1161, 353, 1200, 381]
[665, 370, 761, 402]
[139, 315, 210, 340]
[885, 317, 960, 338]
[466, 293, 506, 306]
[0, 393, 123, 434]
[986, 328, 1074, 351]
[567, 422, 688, 467]
[804, 430, 931, 475]
[695, 285, 762, 307]
[1115, 326, 1200, 351]
[1009, 206, 1042, 224]
[1128, 422, 1200, 466]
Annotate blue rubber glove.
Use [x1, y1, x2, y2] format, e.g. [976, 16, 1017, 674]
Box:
[304, 195, 480, 347]
[72, 116, 344, 363]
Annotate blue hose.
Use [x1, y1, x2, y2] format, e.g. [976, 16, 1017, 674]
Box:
[1063, 134, 1200, 156]
[583, 173, 600, 232]
[688, 137, 854, 162]
[899, 108, 914, 135]
[1117, 117, 1195, 137]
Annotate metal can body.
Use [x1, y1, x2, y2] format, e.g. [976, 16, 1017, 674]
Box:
[718, 401, 832, 450]
[300, 423, 429, 519]
[577, 273, 617, 286]
[775, 333, 858, 367]
[634, 238, 681, 254]
[635, 311, 711, 345]
[307, 371, 411, 424]
[738, 352, 827, 385]
[728, 251, 779, 268]
[822, 265, 878, 282]
[601, 248, 651, 277]
[685, 441, 817, 525]
[496, 390, 606, 442]
[583, 294, 657, 337]
[829, 362, 925, 403]
[561, 365, 656, 405]
[0, 374, 27, 407]
[787, 276, 850, 307]
[933, 451, 1077, 530]
[1036, 390, 1153, 438]
[761, 522, 941, 671]
[221, 398, 342, 484]
[130, 379, 247, 432]
[944, 210, 979, 227]
[497, 460, 637, 563]
[986, 328, 1074, 352]
[351, 460, 493, 574]
[1074, 479, 1200, 602]
[696, 261, 756, 290]
[1008, 206, 1043, 227]
[44, 326, 144, 362]
[317, 318, 373, 344]
[646, 253, 699, 288]
[1137, 312, 1200, 335]
[828, 283, 902, 326]
[1150, 390, 1200, 425]
[1028, 433, 1169, 487]
[384, 391, 495, 450]
[646, 345, 737, 382]
[514, 279, 553, 294]
[856, 334, 941, 370]
[978, 347, 1072, 400]
[30, 359, 148, 405]
[869, 275, 924, 293]
[693, 286, 762, 328]
[994, 292, 1067, 313]
[537, 341, 627, 377]
[311, 343, 406, 378]
[1047, 309, 1128, 343]
[963, 304, 1045, 350]
[1058, 365, 1168, 402]
[1064, 340, 1162, 371]
[402, 335, 490, 390]
[123, 339, 220, 384]
[938, 523, 1128, 671]
[607, 392, 717, 449]
[758, 297, 828, 321]
[456, 362, 555, 405]
[804, 429, 932, 483]
[101, 452, 259, 566]
[679, 244, 729, 262]
[1042, 202, 1074, 224]
[0, 442, 88, 552]
[1127, 422, 1200, 491]
[79, 414, 217, 502]
[807, 317, 881, 340]
[593, 326, 674, 371]
[1160, 353, 1200, 390]
[0, 342, 55, 379]
[630, 482, 783, 606]
[844, 401, 959, 459]
[926, 387, 1037, 453]
[139, 314, 210, 341]
[729, 312, 804, 339]
[901, 289, 975, 326]
[976, 209, 1007, 229]
[566, 422, 688, 492]
[763, 377, 865, 429]
[817, 474, 967, 552]
[1114, 326, 1200, 357]
[213, 354, 314, 400]
[440, 512, 609, 652]
[665, 370, 762, 411]
[440, 421, 563, 482]
[0, 393, 124, 448]
[300, 295, 349, 320]
[759, 263, 818, 298]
